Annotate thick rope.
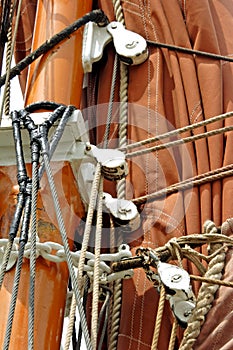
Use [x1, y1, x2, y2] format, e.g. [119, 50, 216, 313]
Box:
[126, 124, 233, 159]
[64, 163, 101, 350]
[133, 163, 233, 205]
[3, 2, 13, 116]
[151, 285, 166, 349]
[0, 239, 14, 288]
[168, 319, 179, 350]
[179, 221, 226, 350]
[91, 177, 103, 349]
[42, 152, 92, 350]
[108, 2, 128, 349]
[0, 0, 23, 124]
[78, 162, 101, 288]
[120, 110, 233, 152]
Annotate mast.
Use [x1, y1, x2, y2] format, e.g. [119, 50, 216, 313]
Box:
[0, 1, 92, 349]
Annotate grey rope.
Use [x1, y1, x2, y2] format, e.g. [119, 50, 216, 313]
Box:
[41, 148, 92, 350]
[147, 39, 233, 63]
[98, 290, 111, 350]
[28, 161, 39, 350]
[103, 54, 118, 148]
[3, 243, 26, 350]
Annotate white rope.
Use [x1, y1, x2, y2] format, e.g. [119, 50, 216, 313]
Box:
[120, 110, 233, 151]
[91, 177, 103, 349]
[179, 221, 226, 350]
[77, 163, 102, 288]
[109, 2, 129, 349]
[0, 0, 23, 123]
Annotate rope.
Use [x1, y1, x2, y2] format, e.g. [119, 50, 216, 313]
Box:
[151, 284, 166, 349]
[126, 124, 233, 159]
[64, 163, 101, 350]
[103, 54, 118, 148]
[28, 160, 39, 350]
[147, 39, 233, 63]
[77, 162, 101, 288]
[91, 177, 103, 349]
[0, 0, 23, 124]
[133, 163, 233, 205]
[179, 222, 226, 350]
[120, 110, 233, 152]
[108, 1, 128, 349]
[42, 150, 92, 350]
[64, 293, 76, 350]
[3, 1, 13, 116]
[0, 10, 109, 89]
[3, 243, 25, 350]
[98, 289, 111, 350]
[0, 239, 13, 288]
[168, 320, 179, 350]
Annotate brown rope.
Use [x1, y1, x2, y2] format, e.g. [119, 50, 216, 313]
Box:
[133, 163, 233, 205]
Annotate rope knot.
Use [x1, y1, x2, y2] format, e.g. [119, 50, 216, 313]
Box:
[165, 238, 183, 265]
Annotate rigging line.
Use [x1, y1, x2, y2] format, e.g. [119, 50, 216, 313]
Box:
[120, 110, 233, 152]
[38, 105, 73, 179]
[77, 163, 102, 288]
[76, 276, 90, 350]
[103, 54, 118, 148]
[3, 181, 32, 350]
[151, 284, 166, 350]
[0, 9, 109, 88]
[147, 39, 233, 63]
[0, 0, 23, 125]
[67, 164, 101, 350]
[40, 135, 92, 350]
[0, 110, 27, 287]
[132, 163, 233, 205]
[28, 161, 39, 350]
[28, 134, 40, 350]
[98, 290, 111, 350]
[4, 1, 13, 116]
[126, 124, 233, 159]
[91, 176, 103, 350]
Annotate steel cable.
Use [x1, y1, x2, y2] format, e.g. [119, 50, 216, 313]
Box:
[41, 141, 92, 350]
[3, 182, 32, 350]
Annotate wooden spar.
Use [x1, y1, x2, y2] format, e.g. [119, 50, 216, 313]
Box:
[0, 0, 92, 349]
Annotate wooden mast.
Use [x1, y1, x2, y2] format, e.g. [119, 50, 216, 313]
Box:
[0, 1, 92, 348]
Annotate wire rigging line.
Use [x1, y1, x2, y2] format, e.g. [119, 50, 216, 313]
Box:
[147, 39, 233, 63]
[41, 133, 92, 350]
[3, 181, 32, 350]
